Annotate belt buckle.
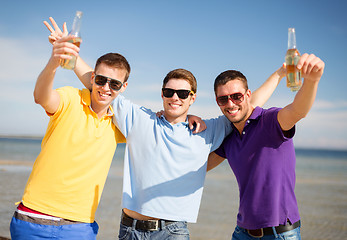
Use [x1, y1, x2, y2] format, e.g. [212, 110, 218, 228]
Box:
[247, 228, 264, 238]
[147, 219, 159, 231]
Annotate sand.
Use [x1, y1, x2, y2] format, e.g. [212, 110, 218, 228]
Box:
[0, 161, 346, 239]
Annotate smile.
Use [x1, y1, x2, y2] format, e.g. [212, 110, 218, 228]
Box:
[226, 108, 239, 116]
[169, 102, 181, 109]
[98, 91, 111, 98]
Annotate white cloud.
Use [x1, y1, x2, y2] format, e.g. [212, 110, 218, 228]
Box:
[0, 36, 49, 83]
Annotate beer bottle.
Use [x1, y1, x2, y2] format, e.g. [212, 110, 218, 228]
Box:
[285, 28, 302, 92]
[60, 11, 83, 70]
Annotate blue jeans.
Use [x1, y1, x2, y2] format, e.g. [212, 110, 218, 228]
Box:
[232, 225, 301, 240]
[10, 214, 99, 240]
[118, 221, 190, 240]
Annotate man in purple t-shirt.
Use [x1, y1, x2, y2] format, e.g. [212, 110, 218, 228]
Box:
[208, 53, 325, 239]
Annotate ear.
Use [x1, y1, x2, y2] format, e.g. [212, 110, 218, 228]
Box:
[119, 82, 128, 93]
[90, 72, 95, 86]
[189, 93, 196, 106]
[246, 89, 252, 98]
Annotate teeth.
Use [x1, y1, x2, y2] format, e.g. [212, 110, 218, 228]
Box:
[169, 103, 180, 108]
[100, 92, 110, 97]
[228, 109, 238, 114]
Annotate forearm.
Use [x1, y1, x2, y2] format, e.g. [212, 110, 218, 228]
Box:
[289, 79, 319, 120]
[33, 59, 60, 113]
[34, 60, 57, 105]
[74, 56, 93, 90]
[207, 152, 225, 172]
[251, 66, 284, 107]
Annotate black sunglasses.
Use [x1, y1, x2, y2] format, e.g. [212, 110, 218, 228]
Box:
[216, 92, 246, 106]
[162, 88, 194, 99]
[94, 74, 124, 91]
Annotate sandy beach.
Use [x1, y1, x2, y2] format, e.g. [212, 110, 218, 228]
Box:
[0, 159, 346, 240]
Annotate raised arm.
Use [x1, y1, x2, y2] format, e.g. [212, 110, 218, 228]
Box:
[34, 35, 79, 114]
[251, 64, 286, 108]
[278, 53, 325, 131]
[44, 17, 93, 90]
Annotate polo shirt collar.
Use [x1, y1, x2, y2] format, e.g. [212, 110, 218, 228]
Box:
[81, 88, 114, 117]
[248, 106, 263, 121]
[230, 106, 263, 133]
[159, 115, 189, 128]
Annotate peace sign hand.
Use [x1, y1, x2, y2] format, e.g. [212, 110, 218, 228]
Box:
[43, 17, 68, 45]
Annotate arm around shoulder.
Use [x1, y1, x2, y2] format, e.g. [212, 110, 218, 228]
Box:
[251, 64, 286, 108]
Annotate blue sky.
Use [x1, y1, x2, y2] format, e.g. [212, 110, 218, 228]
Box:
[0, 0, 346, 150]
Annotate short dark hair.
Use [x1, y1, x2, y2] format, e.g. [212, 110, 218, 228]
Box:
[162, 68, 197, 93]
[214, 70, 248, 95]
[94, 53, 131, 82]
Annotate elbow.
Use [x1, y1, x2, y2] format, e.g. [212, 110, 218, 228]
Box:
[33, 90, 41, 105]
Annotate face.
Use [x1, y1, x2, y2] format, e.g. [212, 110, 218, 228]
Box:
[90, 63, 128, 110]
[161, 79, 196, 124]
[215, 80, 252, 125]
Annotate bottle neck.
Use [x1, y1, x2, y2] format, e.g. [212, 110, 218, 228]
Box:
[70, 11, 82, 37]
[288, 28, 297, 49]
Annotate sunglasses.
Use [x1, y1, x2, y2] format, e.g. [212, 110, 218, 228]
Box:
[162, 88, 194, 99]
[216, 92, 246, 106]
[94, 74, 124, 91]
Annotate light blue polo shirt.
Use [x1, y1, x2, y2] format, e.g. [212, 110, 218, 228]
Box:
[113, 95, 232, 222]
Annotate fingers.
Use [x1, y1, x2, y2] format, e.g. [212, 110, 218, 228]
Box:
[49, 17, 62, 34]
[192, 123, 199, 134]
[297, 53, 325, 80]
[63, 22, 68, 34]
[53, 36, 80, 58]
[43, 20, 54, 33]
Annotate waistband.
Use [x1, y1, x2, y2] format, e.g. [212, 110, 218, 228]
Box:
[121, 211, 177, 231]
[241, 220, 301, 238]
[14, 210, 81, 226]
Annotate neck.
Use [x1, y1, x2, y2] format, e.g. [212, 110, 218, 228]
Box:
[163, 113, 187, 125]
[234, 107, 254, 135]
[91, 102, 110, 118]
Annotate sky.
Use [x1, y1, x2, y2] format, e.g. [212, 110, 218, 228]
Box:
[0, 0, 346, 150]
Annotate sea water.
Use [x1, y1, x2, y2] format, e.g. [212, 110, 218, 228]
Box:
[1, 137, 346, 175]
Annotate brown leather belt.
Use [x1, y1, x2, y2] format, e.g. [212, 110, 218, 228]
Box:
[246, 220, 301, 238]
[121, 211, 176, 231]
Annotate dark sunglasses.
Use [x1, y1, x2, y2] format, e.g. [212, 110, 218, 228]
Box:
[216, 92, 246, 106]
[162, 88, 194, 99]
[94, 74, 124, 91]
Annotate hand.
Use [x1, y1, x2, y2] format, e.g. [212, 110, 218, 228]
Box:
[276, 63, 286, 80]
[297, 53, 325, 83]
[43, 17, 68, 45]
[48, 35, 80, 69]
[156, 110, 164, 118]
[187, 115, 207, 134]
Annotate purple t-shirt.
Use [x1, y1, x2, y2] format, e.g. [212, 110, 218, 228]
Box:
[215, 107, 300, 230]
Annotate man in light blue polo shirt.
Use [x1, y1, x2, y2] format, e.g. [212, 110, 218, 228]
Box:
[44, 18, 283, 239]
[79, 67, 280, 240]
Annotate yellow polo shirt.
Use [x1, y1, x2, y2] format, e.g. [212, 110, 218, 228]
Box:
[22, 86, 125, 223]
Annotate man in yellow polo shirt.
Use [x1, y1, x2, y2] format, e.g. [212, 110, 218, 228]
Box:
[9, 34, 129, 240]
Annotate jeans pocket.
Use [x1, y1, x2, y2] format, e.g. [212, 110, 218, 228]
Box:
[281, 227, 301, 240]
[118, 223, 131, 240]
[166, 222, 190, 237]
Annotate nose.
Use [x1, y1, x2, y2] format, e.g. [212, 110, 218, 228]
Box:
[171, 92, 180, 100]
[224, 98, 236, 107]
[101, 81, 111, 90]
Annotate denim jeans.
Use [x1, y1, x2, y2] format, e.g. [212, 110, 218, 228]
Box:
[118, 220, 190, 240]
[232, 225, 301, 240]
